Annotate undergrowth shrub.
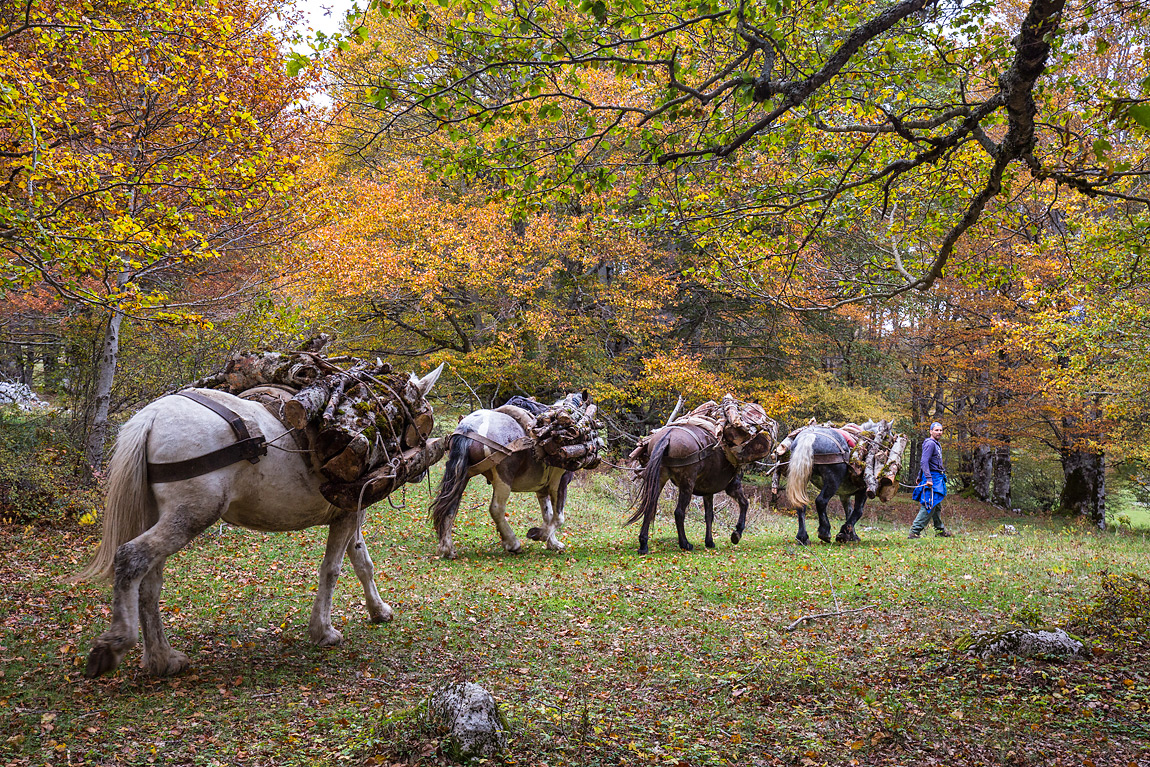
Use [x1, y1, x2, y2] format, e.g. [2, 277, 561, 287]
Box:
[1066, 572, 1150, 649]
[0, 406, 99, 526]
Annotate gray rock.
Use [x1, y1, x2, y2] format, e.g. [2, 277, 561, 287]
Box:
[962, 628, 1089, 659]
[430, 682, 507, 762]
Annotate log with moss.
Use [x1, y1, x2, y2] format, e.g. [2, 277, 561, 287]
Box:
[189, 341, 441, 510]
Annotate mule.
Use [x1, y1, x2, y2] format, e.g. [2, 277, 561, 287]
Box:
[783, 420, 889, 545]
[74, 365, 444, 678]
[627, 424, 752, 555]
[429, 393, 587, 559]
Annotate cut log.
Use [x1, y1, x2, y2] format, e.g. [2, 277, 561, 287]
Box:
[283, 381, 333, 429]
[876, 433, 908, 502]
[403, 411, 433, 449]
[321, 437, 446, 510]
[322, 433, 371, 482]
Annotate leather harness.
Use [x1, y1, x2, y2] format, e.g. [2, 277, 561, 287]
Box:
[462, 431, 533, 478]
[661, 424, 718, 468]
[147, 390, 268, 484]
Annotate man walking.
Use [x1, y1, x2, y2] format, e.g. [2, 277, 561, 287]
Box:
[909, 421, 953, 538]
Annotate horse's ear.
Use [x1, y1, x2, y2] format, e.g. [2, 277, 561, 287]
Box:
[413, 363, 446, 398]
[582, 388, 591, 405]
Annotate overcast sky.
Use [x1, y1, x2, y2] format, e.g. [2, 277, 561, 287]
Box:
[291, 0, 362, 40]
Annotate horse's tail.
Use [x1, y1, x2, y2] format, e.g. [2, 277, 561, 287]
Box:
[430, 432, 473, 539]
[626, 430, 672, 526]
[72, 409, 159, 583]
[784, 430, 816, 510]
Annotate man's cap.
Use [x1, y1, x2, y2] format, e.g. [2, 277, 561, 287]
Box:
[930, 421, 943, 431]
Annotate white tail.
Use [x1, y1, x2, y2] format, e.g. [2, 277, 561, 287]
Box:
[784, 430, 815, 510]
[72, 409, 159, 582]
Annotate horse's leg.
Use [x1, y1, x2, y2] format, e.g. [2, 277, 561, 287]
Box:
[532, 471, 569, 552]
[488, 480, 522, 554]
[795, 506, 810, 546]
[703, 495, 716, 549]
[814, 469, 840, 543]
[673, 480, 696, 551]
[727, 477, 750, 545]
[86, 502, 219, 678]
[309, 511, 359, 646]
[844, 491, 866, 542]
[344, 519, 393, 624]
[547, 472, 571, 551]
[835, 495, 853, 543]
[138, 562, 189, 676]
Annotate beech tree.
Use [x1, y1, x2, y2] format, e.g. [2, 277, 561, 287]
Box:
[338, 0, 1150, 305]
[1, 0, 320, 468]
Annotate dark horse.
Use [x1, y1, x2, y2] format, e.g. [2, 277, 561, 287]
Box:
[626, 424, 752, 555]
[783, 420, 889, 545]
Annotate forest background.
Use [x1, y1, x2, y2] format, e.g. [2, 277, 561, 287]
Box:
[3, 0, 1150, 531]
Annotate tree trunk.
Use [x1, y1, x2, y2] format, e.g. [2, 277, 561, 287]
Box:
[970, 367, 992, 501]
[1058, 447, 1105, 529]
[955, 397, 972, 491]
[992, 436, 1012, 508]
[991, 350, 1013, 508]
[43, 345, 60, 393]
[85, 309, 125, 471]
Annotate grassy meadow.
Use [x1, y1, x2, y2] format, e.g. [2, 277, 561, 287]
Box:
[1, 468, 1148, 767]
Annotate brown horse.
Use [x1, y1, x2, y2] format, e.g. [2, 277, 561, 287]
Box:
[626, 424, 752, 555]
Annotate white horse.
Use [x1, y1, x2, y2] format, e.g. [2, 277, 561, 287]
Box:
[429, 394, 589, 559]
[74, 366, 443, 678]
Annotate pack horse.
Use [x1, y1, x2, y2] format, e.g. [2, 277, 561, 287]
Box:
[430, 392, 601, 559]
[628, 397, 778, 555]
[75, 365, 445, 678]
[778, 420, 907, 545]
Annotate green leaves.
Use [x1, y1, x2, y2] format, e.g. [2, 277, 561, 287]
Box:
[1129, 104, 1150, 131]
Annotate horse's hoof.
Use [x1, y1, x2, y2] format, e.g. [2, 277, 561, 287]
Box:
[730, 531, 741, 545]
[705, 540, 716, 549]
[526, 527, 544, 541]
[368, 603, 394, 623]
[819, 535, 832, 544]
[679, 542, 694, 552]
[637, 546, 648, 556]
[312, 628, 343, 647]
[85, 645, 125, 679]
[437, 547, 457, 560]
[796, 537, 809, 546]
[143, 649, 190, 677]
[545, 541, 566, 552]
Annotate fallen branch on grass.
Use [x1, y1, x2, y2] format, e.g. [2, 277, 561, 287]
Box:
[784, 604, 877, 632]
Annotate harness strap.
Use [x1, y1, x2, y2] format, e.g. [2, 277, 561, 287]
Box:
[177, 390, 255, 444]
[147, 390, 268, 484]
[660, 424, 720, 468]
[456, 430, 533, 478]
[664, 443, 716, 468]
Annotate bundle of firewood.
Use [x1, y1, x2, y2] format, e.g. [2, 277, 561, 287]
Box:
[629, 394, 778, 468]
[530, 400, 604, 471]
[862, 421, 908, 501]
[188, 341, 444, 510]
[693, 394, 779, 466]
